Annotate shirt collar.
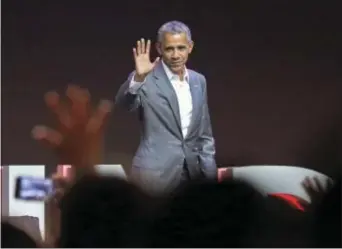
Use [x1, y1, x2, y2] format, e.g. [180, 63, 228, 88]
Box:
[162, 60, 189, 82]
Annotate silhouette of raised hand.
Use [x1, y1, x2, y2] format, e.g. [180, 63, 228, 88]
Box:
[32, 85, 113, 172]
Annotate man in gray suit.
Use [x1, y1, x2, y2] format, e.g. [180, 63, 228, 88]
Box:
[116, 21, 216, 195]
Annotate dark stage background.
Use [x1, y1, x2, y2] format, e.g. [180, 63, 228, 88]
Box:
[2, 1, 341, 177]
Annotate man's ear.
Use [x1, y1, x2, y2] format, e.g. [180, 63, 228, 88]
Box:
[188, 41, 194, 54]
[155, 42, 162, 55]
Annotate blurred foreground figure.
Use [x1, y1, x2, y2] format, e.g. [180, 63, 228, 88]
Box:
[32, 85, 114, 246]
[57, 175, 152, 247]
[147, 179, 266, 247]
[1, 221, 39, 248]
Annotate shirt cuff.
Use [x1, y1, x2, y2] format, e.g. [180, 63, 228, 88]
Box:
[128, 74, 145, 94]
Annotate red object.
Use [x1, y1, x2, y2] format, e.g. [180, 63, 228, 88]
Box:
[218, 167, 306, 212]
[270, 193, 306, 211]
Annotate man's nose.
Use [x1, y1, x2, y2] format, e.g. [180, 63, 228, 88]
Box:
[171, 51, 180, 59]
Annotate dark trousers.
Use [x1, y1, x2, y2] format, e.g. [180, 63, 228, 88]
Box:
[130, 160, 193, 196]
[181, 161, 191, 182]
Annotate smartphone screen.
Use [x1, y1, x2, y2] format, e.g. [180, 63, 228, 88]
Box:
[15, 176, 54, 201]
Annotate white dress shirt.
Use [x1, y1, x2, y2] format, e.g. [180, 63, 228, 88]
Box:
[129, 61, 193, 138]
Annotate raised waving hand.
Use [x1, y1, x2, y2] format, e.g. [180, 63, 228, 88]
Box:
[133, 38, 160, 82]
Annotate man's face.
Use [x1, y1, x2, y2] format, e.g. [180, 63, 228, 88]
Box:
[156, 32, 193, 74]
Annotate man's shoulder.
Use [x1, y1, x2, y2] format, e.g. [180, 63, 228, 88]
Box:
[188, 69, 207, 84]
[188, 68, 202, 76]
[187, 68, 205, 80]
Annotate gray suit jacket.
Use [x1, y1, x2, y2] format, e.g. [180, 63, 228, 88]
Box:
[116, 62, 216, 193]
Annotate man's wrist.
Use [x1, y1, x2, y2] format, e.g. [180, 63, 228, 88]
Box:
[134, 73, 147, 82]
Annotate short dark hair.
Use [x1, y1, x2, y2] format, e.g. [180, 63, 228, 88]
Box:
[149, 179, 265, 247]
[57, 175, 151, 247]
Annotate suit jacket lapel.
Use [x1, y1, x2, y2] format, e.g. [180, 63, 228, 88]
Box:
[187, 71, 202, 138]
[153, 62, 183, 134]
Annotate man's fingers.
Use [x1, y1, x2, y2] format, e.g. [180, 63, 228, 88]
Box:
[146, 39, 151, 54]
[141, 38, 145, 54]
[32, 125, 64, 147]
[135, 38, 149, 56]
[86, 100, 113, 133]
[133, 48, 138, 59]
[44, 91, 72, 129]
[137, 40, 141, 55]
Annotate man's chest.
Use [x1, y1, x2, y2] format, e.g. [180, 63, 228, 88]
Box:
[170, 79, 193, 115]
[139, 75, 204, 124]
